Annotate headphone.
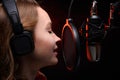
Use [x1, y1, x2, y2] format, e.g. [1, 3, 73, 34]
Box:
[2, 0, 34, 56]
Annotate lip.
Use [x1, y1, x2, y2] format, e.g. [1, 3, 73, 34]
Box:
[53, 51, 58, 56]
[54, 46, 58, 51]
[53, 48, 59, 56]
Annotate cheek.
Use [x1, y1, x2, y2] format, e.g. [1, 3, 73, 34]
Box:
[34, 35, 55, 58]
[32, 32, 58, 66]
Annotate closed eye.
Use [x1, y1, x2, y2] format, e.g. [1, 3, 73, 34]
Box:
[48, 30, 53, 34]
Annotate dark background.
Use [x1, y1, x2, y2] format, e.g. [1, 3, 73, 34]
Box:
[37, 0, 120, 80]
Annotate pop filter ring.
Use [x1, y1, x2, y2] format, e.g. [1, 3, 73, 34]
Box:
[61, 18, 81, 71]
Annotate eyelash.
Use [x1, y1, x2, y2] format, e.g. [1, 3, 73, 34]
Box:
[48, 31, 53, 34]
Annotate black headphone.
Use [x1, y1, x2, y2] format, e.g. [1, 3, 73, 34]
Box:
[2, 0, 34, 56]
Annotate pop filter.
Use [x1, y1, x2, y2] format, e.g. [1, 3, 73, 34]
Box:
[61, 18, 81, 71]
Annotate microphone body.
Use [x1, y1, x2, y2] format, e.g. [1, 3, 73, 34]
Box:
[83, 0, 106, 62]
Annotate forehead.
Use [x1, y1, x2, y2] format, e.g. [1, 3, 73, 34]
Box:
[37, 6, 51, 23]
[34, 6, 52, 31]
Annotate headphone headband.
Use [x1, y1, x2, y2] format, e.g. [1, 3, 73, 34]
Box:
[1, 0, 34, 55]
[2, 0, 23, 34]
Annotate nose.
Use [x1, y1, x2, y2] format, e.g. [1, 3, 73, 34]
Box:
[55, 34, 61, 42]
[54, 34, 61, 48]
[55, 35, 62, 54]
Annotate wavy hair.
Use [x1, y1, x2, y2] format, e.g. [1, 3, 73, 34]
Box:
[0, 0, 39, 79]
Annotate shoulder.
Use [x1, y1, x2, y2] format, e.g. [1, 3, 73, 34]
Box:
[35, 71, 47, 80]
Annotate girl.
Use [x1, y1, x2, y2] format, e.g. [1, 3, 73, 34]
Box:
[0, 0, 61, 80]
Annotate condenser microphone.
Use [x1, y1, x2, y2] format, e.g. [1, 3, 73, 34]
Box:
[85, 0, 106, 62]
[109, 1, 120, 29]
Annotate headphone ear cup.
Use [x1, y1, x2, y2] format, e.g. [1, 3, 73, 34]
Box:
[10, 31, 34, 56]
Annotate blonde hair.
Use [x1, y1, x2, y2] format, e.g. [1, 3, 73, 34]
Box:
[0, 0, 39, 79]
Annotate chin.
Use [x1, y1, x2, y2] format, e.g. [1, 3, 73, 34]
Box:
[50, 57, 58, 66]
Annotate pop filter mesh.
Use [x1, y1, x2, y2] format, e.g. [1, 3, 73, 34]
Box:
[62, 26, 76, 70]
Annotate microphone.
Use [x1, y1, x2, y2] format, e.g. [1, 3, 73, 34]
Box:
[83, 0, 106, 62]
[109, 1, 120, 29]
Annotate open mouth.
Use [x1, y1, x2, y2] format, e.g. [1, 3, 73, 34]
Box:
[54, 47, 58, 52]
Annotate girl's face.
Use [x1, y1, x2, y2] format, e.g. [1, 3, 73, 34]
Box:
[33, 7, 61, 68]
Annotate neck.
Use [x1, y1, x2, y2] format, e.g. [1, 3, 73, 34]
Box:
[15, 55, 41, 80]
